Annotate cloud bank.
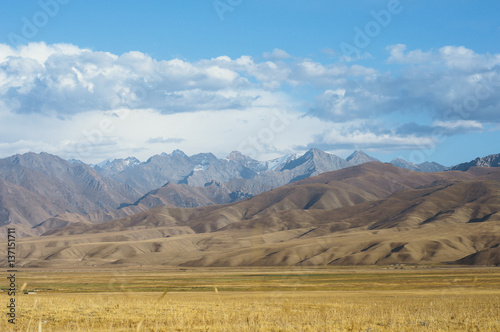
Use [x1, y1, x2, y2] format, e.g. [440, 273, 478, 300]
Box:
[0, 42, 499, 163]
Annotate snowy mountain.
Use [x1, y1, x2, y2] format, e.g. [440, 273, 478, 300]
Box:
[89, 149, 376, 205]
[0, 149, 482, 236]
[94, 148, 381, 211]
[226, 151, 296, 173]
[95, 157, 141, 175]
[94, 149, 380, 195]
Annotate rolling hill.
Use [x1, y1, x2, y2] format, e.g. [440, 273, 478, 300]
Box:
[4, 162, 499, 268]
[0, 149, 456, 237]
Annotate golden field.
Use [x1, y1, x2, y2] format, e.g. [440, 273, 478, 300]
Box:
[1, 267, 500, 331]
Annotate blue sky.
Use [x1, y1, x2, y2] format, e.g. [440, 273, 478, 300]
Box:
[0, 0, 499, 165]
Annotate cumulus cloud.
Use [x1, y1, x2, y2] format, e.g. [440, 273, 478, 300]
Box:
[0, 42, 379, 116]
[0, 42, 251, 115]
[304, 119, 436, 152]
[263, 48, 292, 60]
[1, 42, 499, 162]
[309, 44, 500, 124]
[387, 44, 433, 64]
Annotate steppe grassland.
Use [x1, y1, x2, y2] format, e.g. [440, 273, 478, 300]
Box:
[1, 268, 499, 331]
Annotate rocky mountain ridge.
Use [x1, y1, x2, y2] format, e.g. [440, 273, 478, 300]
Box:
[391, 158, 449, 172]
[450, 153, 500, 171]
[7, 162, 499, 267]
[0, 152, 140, 230]
[1, 149, 494, 237]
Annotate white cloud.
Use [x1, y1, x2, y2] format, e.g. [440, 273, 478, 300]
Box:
[433, 120, 483, 130]
[0, 42, 251, 114]
[1, 42, 500, 163]
[310, 44, 500, 125]
[263, 48, 292, 60]
[388, 44, 500, 71]
[387, 44, 433, 64]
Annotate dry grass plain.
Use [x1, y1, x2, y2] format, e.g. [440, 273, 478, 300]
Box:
[1, 267, 500, 331]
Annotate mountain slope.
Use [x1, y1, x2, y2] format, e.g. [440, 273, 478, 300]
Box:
[96, 150, 249, 193]
[9, 163, 500, 268]
[0, 149, 486, 238]
[346, 150, 379, 166]
[0, 149, 382, 236]
[40, 162, 492, 236]
[450, 152, 500, 171]
[391, 158, 449, 172]
[0, 179, 63, 229]
[0, 152, 141, 229]
[129, 180, 243, 209]
[96, 149, 379, 193]
[91, 149, 382, 211]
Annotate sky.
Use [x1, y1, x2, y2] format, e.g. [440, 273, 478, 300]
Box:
[0, 0, 499, 166]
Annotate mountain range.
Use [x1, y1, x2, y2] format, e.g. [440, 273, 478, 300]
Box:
[0, 152, 140, 235]
[390, 158, 449, 172]
[0, 149, 497, 240]
[450, 152, 500, 171]
[4, 162, 499, 268]
[95, 149, 448, 208]
[95, 149, 376, 194]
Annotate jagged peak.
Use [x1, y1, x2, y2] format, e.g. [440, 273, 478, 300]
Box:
[5, 151, 67, 167]
[303, 148, 330, 159]
[346, 150, 368, 161]
[147, 150, 187, 162]
[171, 149, 186, 156]
[450, 152, 500, 171]
[226, 151, 246, 160]
[306, 147, 324, 154]
[95, 158, 112, 168]
[391, 157, 413, 165]
[124, 156, 140, 162]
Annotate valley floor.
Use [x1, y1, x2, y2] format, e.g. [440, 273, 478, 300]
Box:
[1, 267, 499, 331]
